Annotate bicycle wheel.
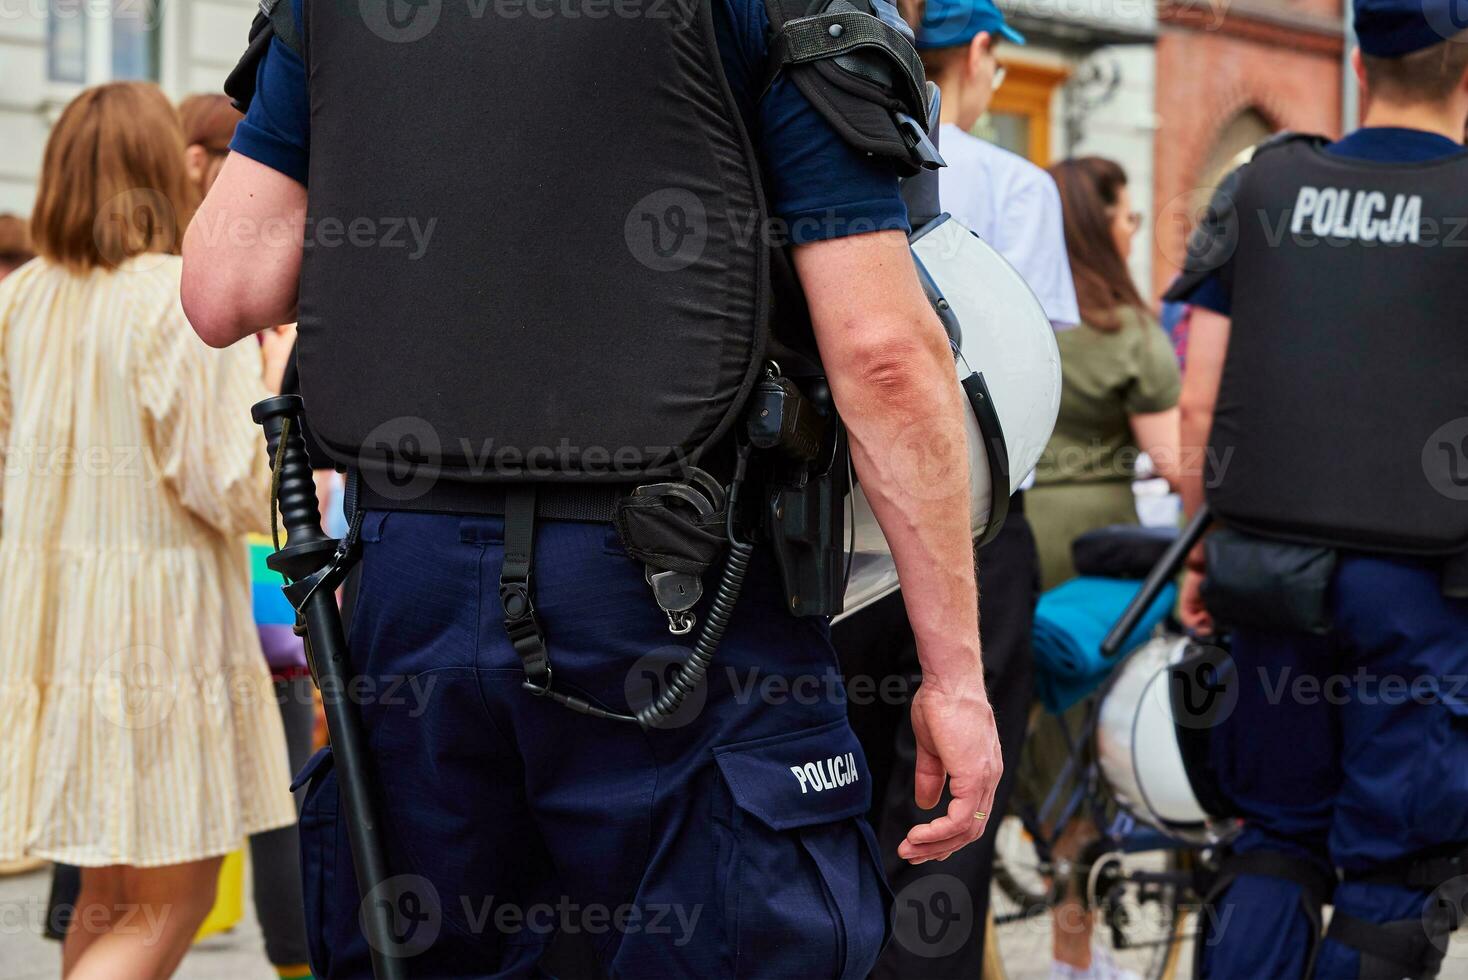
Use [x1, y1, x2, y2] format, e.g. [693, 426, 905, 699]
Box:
[986, 836, 1191, 980]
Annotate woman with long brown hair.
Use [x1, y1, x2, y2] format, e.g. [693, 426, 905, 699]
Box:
[1017, 157, 1181, 980]
[0, 82, 295, 978]
[1028, 156, 1182, 590]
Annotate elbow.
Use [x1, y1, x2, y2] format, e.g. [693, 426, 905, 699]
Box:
[1178, 395, 1214, 437]
[837, 318, 951, 404]
[181, 242, 256, 348]
[181, 278, 244, 349]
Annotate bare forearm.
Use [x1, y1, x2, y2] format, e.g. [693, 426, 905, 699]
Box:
[1130, 407, 1181, 489]
[794, 232, 981, 690]
[1177, 307, 1231, 564]
[836, 330, 979, 674]
[1178, 403, 1210, 520]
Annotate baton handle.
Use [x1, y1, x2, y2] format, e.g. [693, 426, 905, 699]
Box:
[1100, 505, 1214, 659]
[252, 395, 408, 980]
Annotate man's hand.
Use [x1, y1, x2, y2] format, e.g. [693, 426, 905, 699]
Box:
[1179, 569, 1213, 634]
[899, 672, 1003, 863]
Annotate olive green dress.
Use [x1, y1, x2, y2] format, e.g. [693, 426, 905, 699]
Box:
[1027, 306, 1181, 591]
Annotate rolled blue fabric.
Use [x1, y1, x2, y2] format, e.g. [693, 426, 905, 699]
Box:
[1032, 576, 1178, 714]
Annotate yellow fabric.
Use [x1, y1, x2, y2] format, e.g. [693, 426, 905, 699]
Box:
[195, 848, 245, 941]
[0, 256, 295, 867]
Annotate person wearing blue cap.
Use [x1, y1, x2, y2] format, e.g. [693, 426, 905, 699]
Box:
[914, 0, 1079, 333]
[829, 2, 1082, 980]
[1167, 1, 1468, 976]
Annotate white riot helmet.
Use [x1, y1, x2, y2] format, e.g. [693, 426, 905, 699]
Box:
[838, 213, 1062, 619]
[1094, 635, 1241, 847]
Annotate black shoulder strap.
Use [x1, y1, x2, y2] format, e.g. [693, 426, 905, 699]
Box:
[761, 0, 937, 174]
[263, 0, 304, 61]
[223, 0, 304, 113]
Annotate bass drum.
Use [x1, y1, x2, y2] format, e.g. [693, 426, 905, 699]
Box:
[837, 215, 1062, 620]
[1094, 634, 1241, 847]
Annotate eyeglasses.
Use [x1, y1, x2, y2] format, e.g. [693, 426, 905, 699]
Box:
[991, 65, 1007, 93]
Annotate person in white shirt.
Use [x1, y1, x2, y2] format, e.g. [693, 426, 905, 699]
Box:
[919, 6, 1079, 331]
[831, 2, 1090, 980]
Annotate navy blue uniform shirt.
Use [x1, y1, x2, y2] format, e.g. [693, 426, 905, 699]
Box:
[1181, 127, 1467, 316]
[231, 0, 909, 244]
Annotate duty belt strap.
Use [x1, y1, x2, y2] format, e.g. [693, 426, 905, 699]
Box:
[1216, 851, 1338, 904]
[1345, 844, 1468, 892]
[1326, 912, 1446, 978]
[500, 486, 552, 694]
[1195, 850, 1336, 979]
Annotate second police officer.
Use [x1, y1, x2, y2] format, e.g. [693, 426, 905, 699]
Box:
[1171, 0, 1468, 975]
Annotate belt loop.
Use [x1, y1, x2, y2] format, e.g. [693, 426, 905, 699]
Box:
[500, 486, 553, 694]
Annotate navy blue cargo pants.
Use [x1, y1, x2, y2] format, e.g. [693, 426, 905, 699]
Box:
[293, 510, 891, 978]
[1201, 555, 1468, 978]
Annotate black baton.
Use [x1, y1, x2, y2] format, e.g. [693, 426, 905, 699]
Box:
[252, 394, 408, 980]
[1100, 504, 1214, 658]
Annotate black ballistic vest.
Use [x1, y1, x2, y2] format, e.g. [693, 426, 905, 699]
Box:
[1207, 135, 1468, 555]
[296, 0, 770, 482]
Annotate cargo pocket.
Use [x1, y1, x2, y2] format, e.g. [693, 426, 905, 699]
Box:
[293, 746, 338, 978]
[713, 720, 892, 980]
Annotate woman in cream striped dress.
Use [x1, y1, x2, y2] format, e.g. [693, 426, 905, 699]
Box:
[0, 82, 296, 978]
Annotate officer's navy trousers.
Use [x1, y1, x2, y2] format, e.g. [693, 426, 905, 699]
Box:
[294, 510, 891, 978]
[1201, 555, 1468, 978]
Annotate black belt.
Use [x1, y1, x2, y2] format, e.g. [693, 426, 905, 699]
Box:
[356, 477, 628, 522]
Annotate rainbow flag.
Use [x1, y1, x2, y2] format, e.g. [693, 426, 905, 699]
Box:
[250, 533, 308, 674]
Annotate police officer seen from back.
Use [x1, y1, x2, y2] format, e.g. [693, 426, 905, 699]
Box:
[180, 0, 1004, 973]
[1170, 0, 1468, 975]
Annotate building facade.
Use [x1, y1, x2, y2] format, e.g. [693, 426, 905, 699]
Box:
[0, 0, 255, 215]
[989, 0, 1160, 292]
[1151, 0, 1351, 297]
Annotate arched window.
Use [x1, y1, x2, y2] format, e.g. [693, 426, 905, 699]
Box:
[1200, 108, 1274, 189]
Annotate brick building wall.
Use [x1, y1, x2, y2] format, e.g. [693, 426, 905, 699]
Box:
[1150, 0, 1348, 297]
